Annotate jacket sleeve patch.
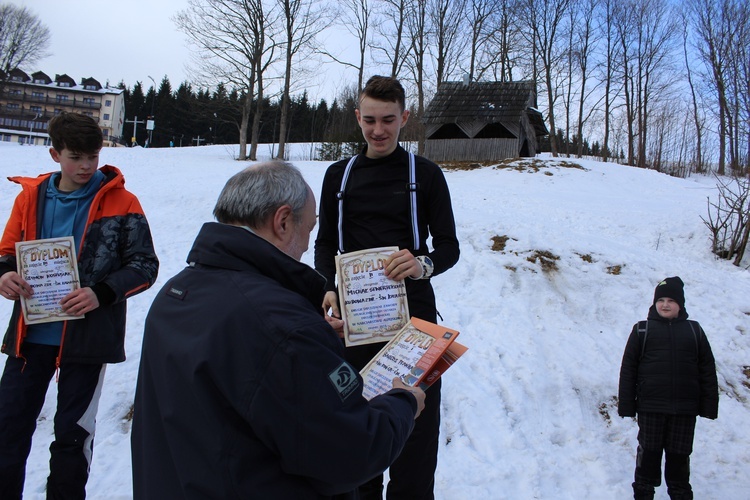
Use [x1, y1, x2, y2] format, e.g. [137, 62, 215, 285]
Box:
[328, 362, 360, 401]
[166, 285, 187, 300]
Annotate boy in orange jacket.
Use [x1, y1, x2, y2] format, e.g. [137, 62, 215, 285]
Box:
[0, 112, 158, 498]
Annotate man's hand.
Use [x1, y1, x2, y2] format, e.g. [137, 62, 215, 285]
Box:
[384, 249, 421, 281]
[0, 271, 33, 301]
[392, 378, 426, 419]
[322, 291, 345, 338]
[60, 287, 100, 316]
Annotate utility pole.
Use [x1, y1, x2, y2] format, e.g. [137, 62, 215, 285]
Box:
[147, 75, 156, 147]
[125, 116, 145, 146]
[192, 136, 205, 146]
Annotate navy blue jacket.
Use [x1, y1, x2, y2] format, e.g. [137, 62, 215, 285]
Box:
[618, 306, 718, 419]
[132, 223, 417, 499]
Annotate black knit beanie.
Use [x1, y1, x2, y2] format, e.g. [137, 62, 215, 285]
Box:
[653, 276, 685, 309]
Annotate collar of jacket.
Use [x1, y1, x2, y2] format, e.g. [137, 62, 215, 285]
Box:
[187, 222, 327, 312]
[358, 143, 408, 166]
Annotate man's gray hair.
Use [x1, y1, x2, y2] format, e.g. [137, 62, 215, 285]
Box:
[213, 161, 310, 227]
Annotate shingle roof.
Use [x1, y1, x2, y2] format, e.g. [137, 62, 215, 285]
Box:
[423, 81, 537, 124]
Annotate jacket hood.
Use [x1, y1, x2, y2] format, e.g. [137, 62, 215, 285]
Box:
[9, 164, 125, 192]
[187, 222, 327, 311]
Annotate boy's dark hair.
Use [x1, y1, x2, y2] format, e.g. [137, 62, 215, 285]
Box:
[360, 76, 406, 112]
[47, 112, 104, 153]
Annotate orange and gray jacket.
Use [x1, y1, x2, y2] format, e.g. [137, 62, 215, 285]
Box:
[0, 165, 159, 365]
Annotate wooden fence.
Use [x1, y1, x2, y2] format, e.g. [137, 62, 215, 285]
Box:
[424, 138, 520, 162]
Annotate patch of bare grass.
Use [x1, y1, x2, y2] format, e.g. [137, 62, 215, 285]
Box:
[577, 253, 594, 263]
[607, 265, 624, 275]
[492, 158, 588, 173]
[598, 396, 619, 426]
[491, 235, 510, 252]
[526, 250, 560, 273]
[440, 161, 490, 171]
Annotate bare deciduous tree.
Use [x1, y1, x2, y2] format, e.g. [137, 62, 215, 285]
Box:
[276, 0, 326, 159]
[701, 174, 750, 266]
[0, 4, 50, 89]
[325, 0, 370, 94]
[403, 0, 428, 153]
[427, 0, 466, 86]
[573, 0, 603, 158]
[522, 0, 573, 157]
[464, 0, 497, 83]
[596, 0, 622, 163]
[485, 0, 525, 83]
[372, 0, 411, 78]
[613, 0, 678, 169]
[174, 0, 280, 161]
[680, 10, 705, 174]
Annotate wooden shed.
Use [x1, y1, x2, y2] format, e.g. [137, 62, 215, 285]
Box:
[422, 80, 548, 162]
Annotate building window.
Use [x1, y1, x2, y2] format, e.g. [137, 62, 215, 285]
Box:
[83, 111, 94, 117]
[34, 79, 46, 84]
[83, 97, 96, 105]
[30, 106, 42, 114]
[103, 114, 110, 120]
[44, 137, 52, 146]
[54, 109, 63, 115]
[31, 91, 45, 100]
[58, 82, 72, 88]
[7, 103, 19, 110]
[56, 95, 69, 103]
[9, 89, 21, 95]
[102, 129, 109, 138]
[1, 134, 10, 142]
[105, 100, 112, 107]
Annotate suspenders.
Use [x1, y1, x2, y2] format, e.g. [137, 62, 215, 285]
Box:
[336, 152, 420, 253]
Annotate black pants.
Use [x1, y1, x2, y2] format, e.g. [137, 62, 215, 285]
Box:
[0, 343, 106, 499]
[633, 412, 696, 500]
[345, 342, 441, 500]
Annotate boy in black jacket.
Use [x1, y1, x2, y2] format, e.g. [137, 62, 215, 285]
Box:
[618, 276, 718, 500]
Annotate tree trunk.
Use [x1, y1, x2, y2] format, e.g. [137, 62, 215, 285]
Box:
[238, 91, 253, 161]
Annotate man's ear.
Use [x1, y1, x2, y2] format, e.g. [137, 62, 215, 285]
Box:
[49, 148, 61, 163]
[271, 204, 295, 240]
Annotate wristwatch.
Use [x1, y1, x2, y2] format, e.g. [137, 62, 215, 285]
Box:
[415, 255, 434, 279]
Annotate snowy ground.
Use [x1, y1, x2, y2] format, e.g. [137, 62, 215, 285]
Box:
[1, 142, 748, 499]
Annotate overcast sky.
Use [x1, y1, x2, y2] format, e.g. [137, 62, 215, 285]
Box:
[13, 0, 354, 102]
[13, 0, 192, 88]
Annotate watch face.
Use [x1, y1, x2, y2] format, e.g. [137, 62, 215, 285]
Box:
[424, 256, 433, 267]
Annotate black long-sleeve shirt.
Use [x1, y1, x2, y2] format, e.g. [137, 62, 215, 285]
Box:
[314, 145, 459, 324]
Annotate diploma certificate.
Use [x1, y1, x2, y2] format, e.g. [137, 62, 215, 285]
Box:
[335, 246, 410, 346]
[16, 237, 84, 324]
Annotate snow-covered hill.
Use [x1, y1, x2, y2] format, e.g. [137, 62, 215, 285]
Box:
[1, 143, 748, 499]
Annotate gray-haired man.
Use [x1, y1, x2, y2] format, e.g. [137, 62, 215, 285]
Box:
[131, 161, 424, 499]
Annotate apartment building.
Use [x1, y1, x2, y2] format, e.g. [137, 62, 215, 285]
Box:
[0, 69, 126, 147]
